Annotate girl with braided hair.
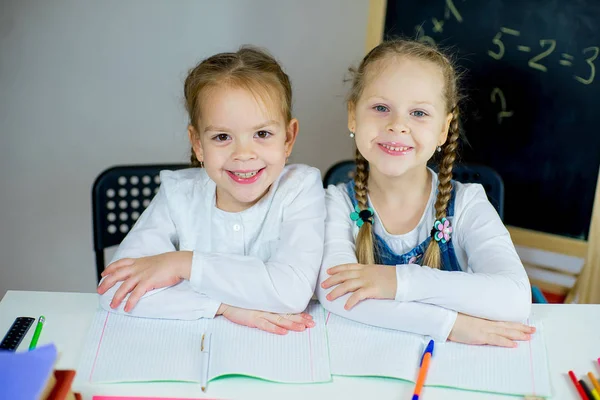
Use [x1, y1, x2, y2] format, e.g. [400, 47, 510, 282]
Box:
[318, 39, 534, 347]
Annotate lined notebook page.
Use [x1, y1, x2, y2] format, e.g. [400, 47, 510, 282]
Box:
[208, 302, 331, 383]
[326, 312, 551, 397]
[77, 310, 208, 383]
[78, 302, 330, 384]
[326, 311, 422, 379]
[428, 320, 551, 397]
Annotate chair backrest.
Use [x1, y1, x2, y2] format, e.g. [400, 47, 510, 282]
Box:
[449, 164, 504, 220]
[323, 160, 356, 188]
[323, 160, 505, 219]
[92, 164, 188, 282]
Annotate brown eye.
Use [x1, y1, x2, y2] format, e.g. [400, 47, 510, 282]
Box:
[214, 134, 230, 142]
[255, 130, 272, 139]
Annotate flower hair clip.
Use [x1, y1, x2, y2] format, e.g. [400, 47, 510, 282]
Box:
[431, 217, 452, 243]
[350, 205, 374, 228]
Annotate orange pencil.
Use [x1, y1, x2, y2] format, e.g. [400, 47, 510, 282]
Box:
[412, 340, 434, 400]
[590, 372, 600, 392]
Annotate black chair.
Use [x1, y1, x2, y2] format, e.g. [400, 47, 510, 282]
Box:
[323, 160, 504, 220]
[92, 164, 188, 283]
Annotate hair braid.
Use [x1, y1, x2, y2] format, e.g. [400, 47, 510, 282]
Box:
[423, 106, 461, 269]
[354, 149, 376, 264]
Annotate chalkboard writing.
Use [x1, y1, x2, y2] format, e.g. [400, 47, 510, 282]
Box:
[385, 0, 600, 239]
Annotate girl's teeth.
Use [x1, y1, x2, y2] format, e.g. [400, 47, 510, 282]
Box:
[382, 144, 410, 151]
[234, 171, 258, 178]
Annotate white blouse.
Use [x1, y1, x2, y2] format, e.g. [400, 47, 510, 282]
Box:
[317, 170, 532, 342]
[99, 164, 326, 319]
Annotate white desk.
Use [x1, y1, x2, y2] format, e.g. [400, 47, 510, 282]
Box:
[0, 290, 597, 400]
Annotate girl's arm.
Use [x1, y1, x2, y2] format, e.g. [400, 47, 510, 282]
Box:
[394, 184, 532, 322]
[98, 186, 221, 319]
[189, 169, 326, 314]
[317, 185, 458, 342]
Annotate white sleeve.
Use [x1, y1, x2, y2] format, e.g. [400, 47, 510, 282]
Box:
[99, 183, 221, 319]
[395, 185, 532, 322]
[317, 184, 458, 342]
[189, 170, 326, 314]
[99, 281, 221, 319]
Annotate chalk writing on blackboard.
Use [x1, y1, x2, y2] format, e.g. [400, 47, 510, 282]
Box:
[490, 88, 514, 124]
[414, 1, 598, 86]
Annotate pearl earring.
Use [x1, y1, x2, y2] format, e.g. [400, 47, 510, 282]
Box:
[349, 131, 355, 138]
[436, 146, 442, 153]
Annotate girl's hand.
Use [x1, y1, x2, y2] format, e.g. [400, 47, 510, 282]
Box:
[217, 304, 315, 335]
[449, 313, 536, 348]
[97, 251, 192, 312]
[321, 263, 397, 310]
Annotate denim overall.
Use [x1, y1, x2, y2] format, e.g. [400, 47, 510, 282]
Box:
[345, 181, 462, 271]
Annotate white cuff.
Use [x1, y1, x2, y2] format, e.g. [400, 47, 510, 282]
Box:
[189, 251, 204, 290]
[203, 299, 221, 319]
[437, 309, 458, 342]
[394, 264, 412, 302]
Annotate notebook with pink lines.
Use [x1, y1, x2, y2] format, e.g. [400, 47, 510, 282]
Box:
[77, 302, 330, 385]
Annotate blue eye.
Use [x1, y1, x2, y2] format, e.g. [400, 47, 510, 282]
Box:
[213, 133, 230, 142]
[255, 130, 272, 139]
[373, 105, 389, 112]
[411, 110, 427, 117]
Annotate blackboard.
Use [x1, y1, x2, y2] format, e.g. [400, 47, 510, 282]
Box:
[384, 0, 600, 240]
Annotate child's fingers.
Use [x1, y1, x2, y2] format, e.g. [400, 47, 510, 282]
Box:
[266, 314, 306, 332]
[499, 321, 536, 334]
[110, 277, 140, 309]
[326, 280, 362, 301]
[486, 333, 517, 348]
[492, 326, 531, 341]
[101, 258, 134, 277]
[327, 263, 362, 275]
[255, 318, 288, 335]
[97, 266, 134, 294]
[344, 288, 369, 310]
[124, 284, 149, 312]
[300, 313, 313, 320]
[321, 270, 361, 289]
[284, 314, 315, 328]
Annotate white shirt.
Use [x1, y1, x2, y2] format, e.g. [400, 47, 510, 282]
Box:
[316, 170, 532, 342]
[99, 164, 326, 319]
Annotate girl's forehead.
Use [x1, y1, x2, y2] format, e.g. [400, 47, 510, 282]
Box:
[199, 84, 285, 125]
[362, 57, 446, 102]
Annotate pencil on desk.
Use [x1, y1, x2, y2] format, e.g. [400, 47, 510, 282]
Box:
[200, 333, 211, 392]
[569, 371, 589, 400]
[590, 372, 600, 393]
[580, 379, 594, 400]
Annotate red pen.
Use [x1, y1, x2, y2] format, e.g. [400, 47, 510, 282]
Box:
[570, 371, 589, 400]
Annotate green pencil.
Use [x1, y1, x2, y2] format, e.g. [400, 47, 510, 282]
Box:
[29, 316, 45, 350]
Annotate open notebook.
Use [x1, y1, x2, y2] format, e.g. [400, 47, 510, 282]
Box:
[325, 311, 551, 397]
[77, 302, 331, 385]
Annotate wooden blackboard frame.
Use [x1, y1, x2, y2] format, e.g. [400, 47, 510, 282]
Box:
[364, 0, 599, 303]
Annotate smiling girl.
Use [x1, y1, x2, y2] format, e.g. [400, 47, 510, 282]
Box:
[97, 46, 325, 335]
[317, 39, 534, 347]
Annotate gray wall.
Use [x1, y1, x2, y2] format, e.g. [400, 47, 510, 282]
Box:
[0, 0, 368, 296]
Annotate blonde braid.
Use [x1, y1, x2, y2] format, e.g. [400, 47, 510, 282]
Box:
[423, 106, 461, 269]
[354, 149, 376, 264]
